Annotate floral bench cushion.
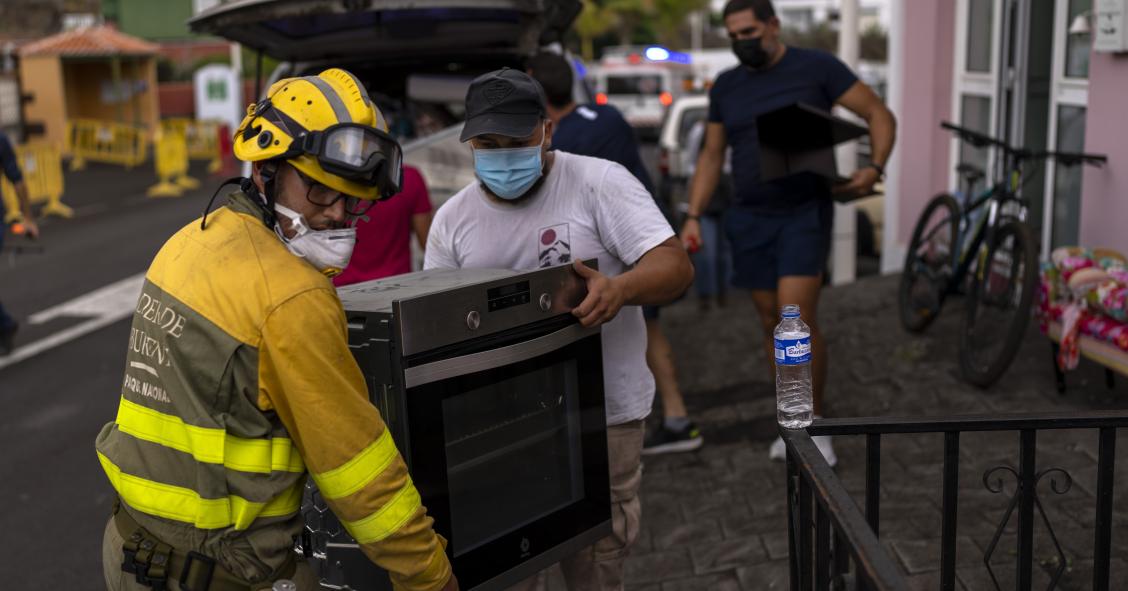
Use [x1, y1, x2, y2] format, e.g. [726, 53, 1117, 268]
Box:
[1039, 247, 1128, 353]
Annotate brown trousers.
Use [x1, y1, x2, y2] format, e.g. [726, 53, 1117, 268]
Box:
[102, 517, 318, 591]
[510, 419, 646, 591]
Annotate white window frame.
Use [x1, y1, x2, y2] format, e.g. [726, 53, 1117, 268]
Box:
[1040, 0, 1091, 259]
[949, 0, 1004, 193]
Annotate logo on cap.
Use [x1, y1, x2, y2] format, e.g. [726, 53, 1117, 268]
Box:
[484, 80, 514, 105]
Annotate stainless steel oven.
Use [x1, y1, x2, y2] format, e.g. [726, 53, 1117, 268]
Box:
[303, 265, 611, 590]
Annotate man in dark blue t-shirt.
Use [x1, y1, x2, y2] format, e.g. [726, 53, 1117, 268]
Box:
[0, 131, 41, 355]
[528, 52, 702, 456]
[527, 54, 655, 196]
[680, 0, 896, 466]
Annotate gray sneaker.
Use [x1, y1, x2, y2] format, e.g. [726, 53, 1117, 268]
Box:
[642, 422, 703, 455]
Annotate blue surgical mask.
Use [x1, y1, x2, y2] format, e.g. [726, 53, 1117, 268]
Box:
[472, 129, 546, 200]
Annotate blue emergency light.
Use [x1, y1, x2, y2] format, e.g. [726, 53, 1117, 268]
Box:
[644, 46, 691, 64]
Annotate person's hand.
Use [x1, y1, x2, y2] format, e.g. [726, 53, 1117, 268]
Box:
[571, 259, 627, 328]
[833, 166, 881, 199]
[679, 217, 702, 254]
[439, 574, 459, 591]
[20, 218, 40, 240]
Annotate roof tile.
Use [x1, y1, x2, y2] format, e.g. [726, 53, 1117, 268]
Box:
[20, 26, 159, 57]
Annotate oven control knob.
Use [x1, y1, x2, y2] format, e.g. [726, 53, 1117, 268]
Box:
[538, 293, 552, 312]
[466, 310, 480, 331]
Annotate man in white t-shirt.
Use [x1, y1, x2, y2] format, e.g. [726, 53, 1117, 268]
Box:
[425, 68, 693, 590]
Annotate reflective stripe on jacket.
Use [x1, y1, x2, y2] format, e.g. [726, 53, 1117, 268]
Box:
[95, 191, 451, 590]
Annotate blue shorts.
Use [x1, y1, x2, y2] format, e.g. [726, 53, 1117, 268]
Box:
[724, 200, 834, 290]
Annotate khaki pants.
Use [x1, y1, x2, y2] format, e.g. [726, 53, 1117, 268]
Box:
[510, 419, 645, 591]
[102, 517, 318, 591]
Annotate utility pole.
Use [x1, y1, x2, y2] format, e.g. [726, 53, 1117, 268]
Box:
[690, 10, 704, 52]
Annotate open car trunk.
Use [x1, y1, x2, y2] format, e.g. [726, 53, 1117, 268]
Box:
[190, 0, 581, 201]
[189, 0, 580, 64]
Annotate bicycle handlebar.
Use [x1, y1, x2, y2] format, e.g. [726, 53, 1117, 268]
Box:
[940, 121, 1107, 168]
[1032, 150, 1108, 167]
[940, 121, 1007, 150]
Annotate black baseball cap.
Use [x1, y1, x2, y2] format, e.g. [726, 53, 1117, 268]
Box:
[460, 68, 547, 142]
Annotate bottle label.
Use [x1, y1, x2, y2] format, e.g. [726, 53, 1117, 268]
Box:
[774, 336, 811, 365]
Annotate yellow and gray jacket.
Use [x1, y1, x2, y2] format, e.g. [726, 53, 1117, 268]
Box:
[95, 191, 451, 589]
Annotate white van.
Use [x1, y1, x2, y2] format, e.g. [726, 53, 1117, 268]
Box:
[587, 52, 694, 136]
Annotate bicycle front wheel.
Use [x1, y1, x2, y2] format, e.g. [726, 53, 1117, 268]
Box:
[958, 220, 1038, 387]
[899, 194, 960, 333]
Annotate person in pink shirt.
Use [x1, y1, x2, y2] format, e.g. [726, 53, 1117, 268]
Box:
[334, 165, 434, 286]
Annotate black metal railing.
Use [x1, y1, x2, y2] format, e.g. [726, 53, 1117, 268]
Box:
[783, 411, 1128, 591]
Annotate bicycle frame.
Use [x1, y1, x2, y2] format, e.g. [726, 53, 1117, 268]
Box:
[917, 122, 1107, 299]
[939, 173, 1026, 297]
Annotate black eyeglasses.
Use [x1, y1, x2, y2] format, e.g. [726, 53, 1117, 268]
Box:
[291, 167, 376, 217]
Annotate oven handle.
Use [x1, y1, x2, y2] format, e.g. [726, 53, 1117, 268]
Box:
[403, 323, 599, 388]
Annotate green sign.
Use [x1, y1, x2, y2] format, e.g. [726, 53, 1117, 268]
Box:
[207, 79, 227, 101]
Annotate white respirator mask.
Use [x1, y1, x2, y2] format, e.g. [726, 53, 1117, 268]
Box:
[273, 203, 356, 277]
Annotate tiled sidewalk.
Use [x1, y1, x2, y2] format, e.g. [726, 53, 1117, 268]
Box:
[567, 274, 1128, 590]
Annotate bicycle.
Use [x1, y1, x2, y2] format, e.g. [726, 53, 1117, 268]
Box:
[898, 121, 1107, 387]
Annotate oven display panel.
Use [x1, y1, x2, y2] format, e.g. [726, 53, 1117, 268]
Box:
[487, 281, 531, 312]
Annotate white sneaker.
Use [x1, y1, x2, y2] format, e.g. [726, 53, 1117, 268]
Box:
[768, 436, 786, 462]
[813, 435, 838, 468]
[768, 434, 838, 467]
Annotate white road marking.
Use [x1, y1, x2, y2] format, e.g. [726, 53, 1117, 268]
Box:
[0, 272, 145, 371]
[28, 273, 145, 324]
[130, 361, 159, 377]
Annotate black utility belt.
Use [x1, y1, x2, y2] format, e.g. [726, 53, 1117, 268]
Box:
[112, 501, 296, 591]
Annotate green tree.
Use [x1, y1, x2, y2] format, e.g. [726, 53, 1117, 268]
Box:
[575, 0, 619, 61]
[650, 0, 709, 49]
[605, 0, 650, 46]
[860, 25, 888, 62]
[780, 23, 889, 63]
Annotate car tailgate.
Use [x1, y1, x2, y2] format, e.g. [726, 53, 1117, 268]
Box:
[189, 0, 580, 63]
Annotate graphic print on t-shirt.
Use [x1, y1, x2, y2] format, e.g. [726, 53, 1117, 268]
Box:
[538, 223, 571, 267]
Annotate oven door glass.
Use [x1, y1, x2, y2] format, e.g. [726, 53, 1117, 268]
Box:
[404, 318, 610, 589]
[442, 357, 582, 553]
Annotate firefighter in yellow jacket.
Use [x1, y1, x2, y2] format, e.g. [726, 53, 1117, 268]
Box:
[95, 68, 458, 591]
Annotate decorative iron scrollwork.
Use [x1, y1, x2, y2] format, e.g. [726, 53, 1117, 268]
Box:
[981, 466, 1073, 590]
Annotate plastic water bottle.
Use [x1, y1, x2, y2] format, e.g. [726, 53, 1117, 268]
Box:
[775, 305, 813, 429]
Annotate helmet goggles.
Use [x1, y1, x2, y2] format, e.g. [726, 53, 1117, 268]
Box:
[254, 99, 404, 199]
[294, 123, 404, 197]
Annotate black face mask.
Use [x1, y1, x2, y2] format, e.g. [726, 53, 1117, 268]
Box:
[733, 37, 770, 69]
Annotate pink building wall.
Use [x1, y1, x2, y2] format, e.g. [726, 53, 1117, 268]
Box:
[893, 0, 956, 246]
[1079, 52, 1128, 254]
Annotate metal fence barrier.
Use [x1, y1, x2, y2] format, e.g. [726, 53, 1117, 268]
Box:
[784, 412, 1127, 590]
[161, 118, 222, 173]
[146, 128, 198, 198]
[1, 142, 70, 222]
[783, 427, 908, 590]
[66, 119, 148, 170]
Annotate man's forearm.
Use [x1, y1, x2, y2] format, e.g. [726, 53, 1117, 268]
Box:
[16, 183, 32, 218]
[617, 241, 694, 306]
[867, 108, 896, 168]
[686, 154, 723, 217]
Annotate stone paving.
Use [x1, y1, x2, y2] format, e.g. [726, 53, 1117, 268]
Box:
[553, 273, 1128, 590]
